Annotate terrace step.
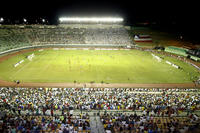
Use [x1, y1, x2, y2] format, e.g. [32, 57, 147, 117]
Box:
[89, 115, 105, 133]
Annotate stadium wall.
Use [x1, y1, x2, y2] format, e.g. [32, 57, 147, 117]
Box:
[0, 44, 130, 56]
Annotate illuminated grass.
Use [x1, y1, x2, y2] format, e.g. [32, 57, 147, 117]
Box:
[0, 49, 199, 83]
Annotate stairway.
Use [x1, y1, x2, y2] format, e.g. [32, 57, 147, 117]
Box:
[89, 115, 105, 133]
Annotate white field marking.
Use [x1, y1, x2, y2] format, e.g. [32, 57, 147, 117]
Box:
[95, 48, 101, 50]
[14, 60, 24, 67]
[65, 48, 72, 50]
[101, 48, 109, 50]
[9, 52, 44, 80]
[39, 49, 44, 52]
[83, 48, 89, 50]
[10, 60, 33, 80]
[166, 60, 172, 65]
[53, 48, 59, 50]
[65, 48, 77, 50]
[165, 60, 179, 69]
[172, 64, 179, 69]
[14, 63, 19, 67]
[27, 53, 35, 61]
[151, 53, 162, 62]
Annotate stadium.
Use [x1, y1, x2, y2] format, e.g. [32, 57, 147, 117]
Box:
[0, 16, 200, 133]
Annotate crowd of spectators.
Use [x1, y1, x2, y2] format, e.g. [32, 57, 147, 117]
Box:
[0, 25, 133, 52]
[0, 87, 199, 115]
[101, 113, 199, 133]
[0, 87, 199, 132]
[84, 28, 132, 45]
[28, 27, 132, 45]
[0, 112, 90, 133]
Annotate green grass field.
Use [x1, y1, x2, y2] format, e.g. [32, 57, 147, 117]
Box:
[0, 49, 199, 83]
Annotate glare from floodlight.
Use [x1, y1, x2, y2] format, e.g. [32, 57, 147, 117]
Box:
[23, 18, 27, 22]
[42, 19, 45, 22]
[59, 17, 124, 23]
[0, 17, 4, 22]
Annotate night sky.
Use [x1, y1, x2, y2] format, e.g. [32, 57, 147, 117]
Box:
[0, 0, 199, 36]
[0, 1, 198, 22]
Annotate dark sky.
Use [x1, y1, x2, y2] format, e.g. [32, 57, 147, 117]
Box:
[0, 0, 199, 26]
[0, 0, 199, 42]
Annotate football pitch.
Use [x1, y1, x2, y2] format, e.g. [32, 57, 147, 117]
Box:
[0, 49, 199, 83]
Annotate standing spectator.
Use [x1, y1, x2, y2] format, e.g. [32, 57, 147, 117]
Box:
[51, 109, 54, 116]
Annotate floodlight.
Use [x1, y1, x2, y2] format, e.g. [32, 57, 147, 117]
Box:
[23, 18, 27, 22]
[59, 17, 124, 23]
[0, 17, 4, 22]
[42, 19, 45, 22]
